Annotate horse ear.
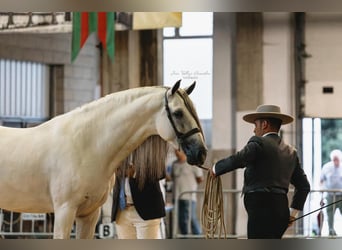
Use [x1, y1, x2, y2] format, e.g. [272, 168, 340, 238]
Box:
[171, 79, 181, 95]
[184, 81, 196, 95]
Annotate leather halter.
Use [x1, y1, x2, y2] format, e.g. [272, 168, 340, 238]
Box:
[164, 89, 202, 145]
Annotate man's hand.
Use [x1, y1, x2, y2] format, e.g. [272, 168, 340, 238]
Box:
[209, 167, 216, 178]
[288, 208, 299, 227]
[288, 215, 296, 227]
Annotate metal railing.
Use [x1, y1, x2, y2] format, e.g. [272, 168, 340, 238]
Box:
[0, 211, 54, 239]
[1, 188, 342, 239]
[0, 210, 102, 239]
[171, 188, 342, 239]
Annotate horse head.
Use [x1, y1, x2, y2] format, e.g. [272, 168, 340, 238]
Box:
[157, 80, 207, 166]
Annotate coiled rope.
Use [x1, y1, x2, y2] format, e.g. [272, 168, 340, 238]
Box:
[200, 168, 227, 239]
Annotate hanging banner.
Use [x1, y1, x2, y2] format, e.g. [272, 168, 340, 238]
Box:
[71, 12, 115, 62]
[133, 12, 182, 30]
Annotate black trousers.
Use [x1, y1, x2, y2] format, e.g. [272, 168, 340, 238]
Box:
[243, 192, 290, 239]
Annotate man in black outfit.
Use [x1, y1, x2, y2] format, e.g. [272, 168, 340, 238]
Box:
[211, 104, 311, 239]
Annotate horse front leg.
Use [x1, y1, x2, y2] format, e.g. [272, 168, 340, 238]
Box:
[53, 206, 77, 239]
[75, 207, 101, 239]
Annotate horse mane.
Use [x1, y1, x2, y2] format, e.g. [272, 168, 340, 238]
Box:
[177, 88, 204, 137]
[86, 86, 166, 107]
[116, 134, 169, 190]
[59, 86, 167, 120]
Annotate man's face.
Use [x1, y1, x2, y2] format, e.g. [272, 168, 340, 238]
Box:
[333, 156, 340, 167]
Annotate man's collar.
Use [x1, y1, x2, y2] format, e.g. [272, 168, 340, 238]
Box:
[262, 132, 279, 137]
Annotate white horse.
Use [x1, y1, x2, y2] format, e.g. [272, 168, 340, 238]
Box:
[0, 80, 207, 239]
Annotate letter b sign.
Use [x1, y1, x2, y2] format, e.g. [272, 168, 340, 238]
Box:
[99, 223, 114, 239]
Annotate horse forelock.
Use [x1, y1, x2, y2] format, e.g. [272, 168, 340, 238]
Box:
[176, 89, 204, 137]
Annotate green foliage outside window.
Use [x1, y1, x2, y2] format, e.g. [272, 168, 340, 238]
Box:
[321, 119, 342, 165]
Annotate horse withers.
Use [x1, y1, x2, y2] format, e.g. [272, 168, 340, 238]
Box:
[0, 80, 207, 239]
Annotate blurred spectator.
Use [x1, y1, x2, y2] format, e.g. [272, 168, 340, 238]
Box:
[171, 149, 204, 236]
[320, 149, 342, 236]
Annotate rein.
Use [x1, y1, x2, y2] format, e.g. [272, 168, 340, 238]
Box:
[164, 89, 202, 145]
[195, 166, 227, 239]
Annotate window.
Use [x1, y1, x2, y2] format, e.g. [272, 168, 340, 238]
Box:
[0, 59, 49, 123]
[163, 12, 213, 120]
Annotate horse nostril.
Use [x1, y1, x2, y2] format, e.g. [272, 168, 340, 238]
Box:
[197, 147, 207, 163]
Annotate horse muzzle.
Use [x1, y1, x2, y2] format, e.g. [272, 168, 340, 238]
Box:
[182, 143, 207, 166]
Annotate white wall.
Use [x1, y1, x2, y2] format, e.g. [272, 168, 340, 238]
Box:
[305, 13, 342, 118]
[212, 13, 235, 152]
[263, 12, 296, 145]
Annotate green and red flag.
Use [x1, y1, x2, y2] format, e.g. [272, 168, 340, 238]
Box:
[71, 12, 115, 62]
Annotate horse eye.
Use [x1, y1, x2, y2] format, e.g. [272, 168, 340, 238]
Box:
[173, 110, 183, 119]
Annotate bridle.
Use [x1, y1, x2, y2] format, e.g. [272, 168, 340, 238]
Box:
[164, 89, 202, 145]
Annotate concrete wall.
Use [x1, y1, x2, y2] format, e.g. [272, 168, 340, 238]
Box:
[0, 32, 100, 114]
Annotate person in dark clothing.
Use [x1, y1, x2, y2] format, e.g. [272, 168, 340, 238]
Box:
[210, 104, 311, 239]
[111, 135, 168, 239]
[111, 173, 166, 239]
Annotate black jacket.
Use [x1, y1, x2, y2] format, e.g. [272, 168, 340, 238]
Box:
[111, 176, 166, 221]
[215, 134, 310, 210]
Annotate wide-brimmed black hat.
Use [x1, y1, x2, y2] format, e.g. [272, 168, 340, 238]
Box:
[242, 104, 294, 125]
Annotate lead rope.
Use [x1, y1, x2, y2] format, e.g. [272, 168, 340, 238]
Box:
[199, 167, 227, 239]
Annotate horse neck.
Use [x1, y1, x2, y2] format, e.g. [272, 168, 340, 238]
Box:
[60, 87, 165, 177]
